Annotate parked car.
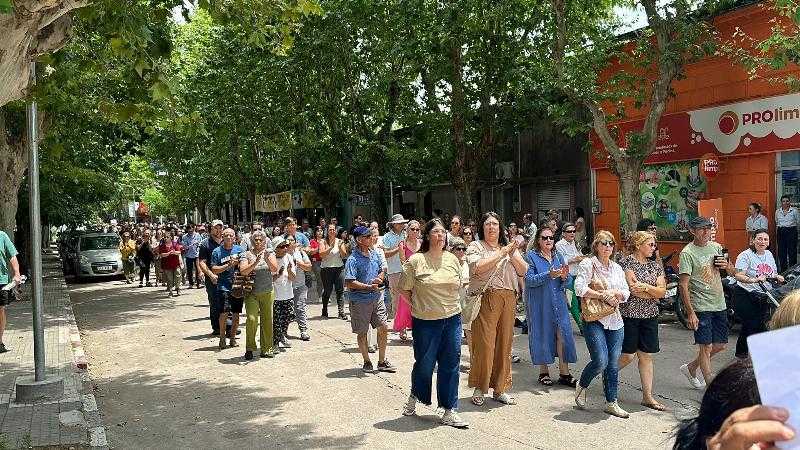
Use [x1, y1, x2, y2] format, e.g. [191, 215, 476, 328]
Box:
[72, 233, 124, 280]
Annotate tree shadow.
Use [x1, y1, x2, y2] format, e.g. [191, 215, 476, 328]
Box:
[70, 281, 176, 333]
[325, 368, 368, 379]
[92, 370, 367, 449]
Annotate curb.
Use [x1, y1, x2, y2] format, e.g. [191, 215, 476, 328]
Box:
[60, 279, 88, 371]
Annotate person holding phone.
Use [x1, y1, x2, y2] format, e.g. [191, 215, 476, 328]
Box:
[732, 229, 783, 359]
[210, 228, 243, 349]
[678, 216, 731, 390]
[525, 226, 578, 388]
[271, 236, 296, 351]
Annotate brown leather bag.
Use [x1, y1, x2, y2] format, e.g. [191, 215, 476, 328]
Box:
[580, 263, 617, 322]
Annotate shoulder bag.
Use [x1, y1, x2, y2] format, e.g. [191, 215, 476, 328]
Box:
[462, 252, 506, 325]
[580, 260, 617, 322]
[231, 253, 256, 299]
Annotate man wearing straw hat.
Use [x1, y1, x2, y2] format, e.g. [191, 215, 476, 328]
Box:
[380, 214, 409, 319]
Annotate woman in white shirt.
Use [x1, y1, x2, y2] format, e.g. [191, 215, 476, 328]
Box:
[573, 230, 631, 418]
[319, 224, 348, 319]
[745, 203, 768, 241]
[555, 222, 587, 334]
[732, 229, 784, 358]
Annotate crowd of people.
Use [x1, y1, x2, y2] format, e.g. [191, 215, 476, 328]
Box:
[45, 206, 798, 447]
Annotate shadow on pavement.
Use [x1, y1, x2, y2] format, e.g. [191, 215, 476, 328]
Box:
[373, 415, 440, 432]
[551, 407, 612, 425]
[70, 282, 174, 333]
[94, 369, 367, 449]
[325, 368, 368, 379]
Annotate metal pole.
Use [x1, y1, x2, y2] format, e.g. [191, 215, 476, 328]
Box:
[27, 62, 46, 382]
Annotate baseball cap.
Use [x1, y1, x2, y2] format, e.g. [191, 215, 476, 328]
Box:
[211, 219, 223, 227]
[352, 226, 371, 238]
[271, 236, 287, 248]
[688, 216, 712, 229]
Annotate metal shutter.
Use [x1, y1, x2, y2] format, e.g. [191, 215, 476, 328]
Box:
[537, 185, 571, 211]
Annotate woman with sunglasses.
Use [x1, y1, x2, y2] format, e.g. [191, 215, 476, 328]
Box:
[618, 231, 667, 411]
[466, 212, 528, 407]
[526, 226, 579, 388]
[394, 220, 422, 340]
[555, 222, 586, 335]
[574, 230, 631, 418]
[461, 227, 474, 246]
[399, 219, 468, 428]
[636, 219, 661, 263]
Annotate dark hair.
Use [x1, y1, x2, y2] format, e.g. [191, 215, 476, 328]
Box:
[561, 221, 575, 232]
[475, 212, 508, 245]
[673, 359, 760, 450]
[531, 225, 555, 252]
[781, 195, 791, 202]
[636, 218, 656, 231]
[748, 202, 762, 213]
[420, 219, 446, 253]
[575, 207, 585, 219]
[748, 228, 769, 252]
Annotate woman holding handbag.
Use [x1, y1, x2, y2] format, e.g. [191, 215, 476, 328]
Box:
[239, 230, 278, 360]
[573, 230, 630, 418]
[525, 227, 578, 388]
[465, 212, 528, 407]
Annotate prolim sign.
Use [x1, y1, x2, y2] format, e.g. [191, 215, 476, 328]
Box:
[590, 92, 800, 168]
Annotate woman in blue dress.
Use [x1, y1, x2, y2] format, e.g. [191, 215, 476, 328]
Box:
[525, 226, 579, 387]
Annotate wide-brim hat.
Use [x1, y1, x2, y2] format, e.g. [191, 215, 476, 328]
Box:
[388, 214, 409, 224]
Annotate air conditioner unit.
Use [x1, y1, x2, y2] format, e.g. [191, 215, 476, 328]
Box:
[494, 162, 514, 180]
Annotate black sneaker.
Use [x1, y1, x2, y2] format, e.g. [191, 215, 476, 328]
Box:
[244, 350, 253, 360]
[362, 361, 374, 373]
[377, 360, 397, 373]
[0, 343, 7, 353]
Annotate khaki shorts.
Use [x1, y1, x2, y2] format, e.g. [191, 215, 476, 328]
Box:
[350, 300, 388, 335]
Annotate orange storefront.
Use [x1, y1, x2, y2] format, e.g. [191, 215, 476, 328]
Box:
[592, 3, 800, 263]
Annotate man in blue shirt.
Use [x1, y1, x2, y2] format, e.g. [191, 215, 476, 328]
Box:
[0, 230, 21, 354]
[211, 228, 243, 349]
[283, 217, 310, 250]
[181, 224, 203, 289]
[344, 226, 396, 374]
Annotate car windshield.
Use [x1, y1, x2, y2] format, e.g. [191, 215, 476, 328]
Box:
[80, 236, 119, 251]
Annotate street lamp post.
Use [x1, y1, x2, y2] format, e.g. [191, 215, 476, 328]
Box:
[14, 62, 64, 403]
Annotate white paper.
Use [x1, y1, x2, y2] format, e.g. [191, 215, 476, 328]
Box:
[749, 325, 800, 450]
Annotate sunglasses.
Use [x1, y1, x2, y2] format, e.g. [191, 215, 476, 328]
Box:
[453, 247, 466, 252]
[648, 226, 658, 231]
[564, 229, 576, 233]
[463, 232, 472, 235]
[409, 227, 420, 231]
[600, 240, 615, 247]
[540, 236, 555, 241]
[647, 242, 657, 247]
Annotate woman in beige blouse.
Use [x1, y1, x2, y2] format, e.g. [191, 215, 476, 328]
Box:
[466, 212, 528, 407]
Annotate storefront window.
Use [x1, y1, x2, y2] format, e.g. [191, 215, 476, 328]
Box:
[620, 160, 707, 241]
[780, 151, 800, 169]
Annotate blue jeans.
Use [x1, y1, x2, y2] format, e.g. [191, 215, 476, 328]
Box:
[579, 321, 624, 403]
[411, 314, 462, 410]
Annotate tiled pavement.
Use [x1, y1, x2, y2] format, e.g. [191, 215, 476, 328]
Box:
[0, 251, 107, 449]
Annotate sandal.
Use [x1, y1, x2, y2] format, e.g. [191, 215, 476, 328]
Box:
[641, 401, 668, 412]
[558, 374, 578, 388]
[538, 373, 553, 386]
[493, 392, 517, 405]
[471, 389, 485, 406]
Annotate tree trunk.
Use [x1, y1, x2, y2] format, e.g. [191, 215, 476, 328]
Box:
[0, 107, 30, 241]
[0, 0, 86, 108]
[448, 34, 478, 220]
[614, 157, 645, 237]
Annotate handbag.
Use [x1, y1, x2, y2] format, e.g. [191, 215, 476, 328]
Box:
[231, 270, 254, 298]
[463, 258, 505, 325]
[580, 261, 617, 322]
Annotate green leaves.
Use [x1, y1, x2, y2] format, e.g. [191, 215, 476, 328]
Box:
[0, 0, 13, 14]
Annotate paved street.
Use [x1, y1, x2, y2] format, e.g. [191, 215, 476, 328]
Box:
[70, 279, 738, 449]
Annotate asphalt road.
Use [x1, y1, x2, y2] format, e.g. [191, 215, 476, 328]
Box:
[69, 278, 738, 449]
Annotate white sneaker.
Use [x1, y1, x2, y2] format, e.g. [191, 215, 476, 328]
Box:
[574, 384, 587, 409]
[604, 401, 630, 419]
[441, 409, 468, 428]
[680, 364, 706, 389]
[402, 395, 417, 416]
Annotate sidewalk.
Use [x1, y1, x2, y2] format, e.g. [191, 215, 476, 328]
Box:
[0, 251, 107, 449]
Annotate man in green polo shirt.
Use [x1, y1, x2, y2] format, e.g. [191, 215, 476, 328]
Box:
[0, 230, 22, 353]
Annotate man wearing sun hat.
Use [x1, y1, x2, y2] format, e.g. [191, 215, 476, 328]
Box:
[345, 226, 397, 374]
[379, 214, 408, 319]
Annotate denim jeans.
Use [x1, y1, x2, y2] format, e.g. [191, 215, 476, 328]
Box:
[579, 321, 624, 403]
[411, 314, 462, 410]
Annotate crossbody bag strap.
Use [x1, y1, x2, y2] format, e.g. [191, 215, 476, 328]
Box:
[474, 242, 507, 296]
